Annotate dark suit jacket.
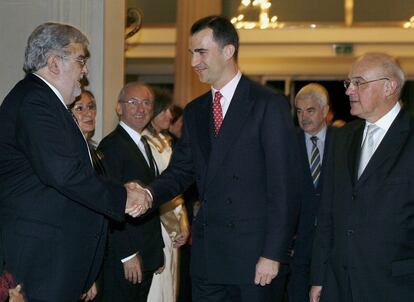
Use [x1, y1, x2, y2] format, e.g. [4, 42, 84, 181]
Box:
[0, 74, 126, 302]
[150, 75, 300, 284]
[288, 127, 335, 302]
[311, 108, 414, 302]
[292, 127, 334, 267]
[98, 125, 164, 273]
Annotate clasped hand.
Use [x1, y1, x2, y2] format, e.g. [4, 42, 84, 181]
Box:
[124, 182, 153, 217]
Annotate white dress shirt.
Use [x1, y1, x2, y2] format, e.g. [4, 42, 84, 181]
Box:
[211, 70, 242, 118]
[361, 101, 401, 153]
[304, 126, 327, 165]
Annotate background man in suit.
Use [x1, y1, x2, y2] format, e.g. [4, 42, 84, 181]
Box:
[0, 22, 148, 302]
[98, 82, 164, 302]
[310, 53, 414, 302]
[288, 83, 333, 302]
[138, 15, 299, 301]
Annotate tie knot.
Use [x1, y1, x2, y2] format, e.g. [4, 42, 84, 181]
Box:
[366, 123, 379, 134]
[310, 136, 318, 145]
[214, 91, 222, 102]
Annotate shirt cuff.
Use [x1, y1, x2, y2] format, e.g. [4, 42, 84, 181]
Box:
[145, 188, 153, 200]
[121, 252, 138, 263]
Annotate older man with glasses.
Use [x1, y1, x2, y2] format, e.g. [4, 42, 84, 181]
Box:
[0, 22, 149, 302]
[98, 82, 164, 302]
[310, 52, 414, 302]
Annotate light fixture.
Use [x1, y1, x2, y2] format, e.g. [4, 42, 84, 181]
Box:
[403, 16, 414, 29]
[231, 0, 279, 29]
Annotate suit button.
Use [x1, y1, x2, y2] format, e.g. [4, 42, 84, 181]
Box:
[203, 222, 208, 227]
[352, 194, 356, 200]
[347, 229, 354, 236]
[227, 222, 234, 228]
[203, 199, 207, 204]
[343, 265, 348, 270]
[226, 198, 232, 205]
[233, 175, 239, 181]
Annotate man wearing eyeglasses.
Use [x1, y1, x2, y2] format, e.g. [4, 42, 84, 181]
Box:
[310, 52, 414, 302]
[0, 23, 150, 302]
[97, 82, 164, 302]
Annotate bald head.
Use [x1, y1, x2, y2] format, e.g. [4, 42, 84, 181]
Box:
[353, 53, 405, 98]
[116, 82, 154, 133]
[346, 52, 405, 122]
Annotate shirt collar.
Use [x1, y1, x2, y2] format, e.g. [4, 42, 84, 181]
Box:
[367, 101, 401, 131]
[119, 121, 143, 143]
[304, 125, 328, 142]
[211, 70, 242, 101]
[33, 73, 67, 109]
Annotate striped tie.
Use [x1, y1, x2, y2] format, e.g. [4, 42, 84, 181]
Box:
[310, 136, 321, 187]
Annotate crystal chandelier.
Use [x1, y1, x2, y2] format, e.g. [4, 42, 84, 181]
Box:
[231, 0, 279, 29]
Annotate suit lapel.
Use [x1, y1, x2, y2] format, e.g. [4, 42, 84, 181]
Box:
[357, 109, 410, 185]
[348, 121, 365, 186]
[115, 125, 155, 178]
[205, 76, 253, 187]
[195, 93, 212, 165]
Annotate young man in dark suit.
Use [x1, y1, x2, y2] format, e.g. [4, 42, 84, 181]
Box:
[311, 53, 414, 302]
[98, 82, 164, 302]
[136, 16, 300, 301]
[0, 23, 148, 302]
[288, 83, 334, 302]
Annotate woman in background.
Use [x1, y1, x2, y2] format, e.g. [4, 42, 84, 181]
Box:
[69, 90, 104, 301]
[144, 88, 189, 302]
[69, 90, 105, 176]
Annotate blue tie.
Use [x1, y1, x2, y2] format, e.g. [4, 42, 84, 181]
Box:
[310, 136, 321, 187]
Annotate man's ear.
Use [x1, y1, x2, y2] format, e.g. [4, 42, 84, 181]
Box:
[48, 55, 61, 75]
[223, 44, 235, 61]
[116, 103, 122, 117]
[323, 105, 330, 118]
[385, 78, 398, 97]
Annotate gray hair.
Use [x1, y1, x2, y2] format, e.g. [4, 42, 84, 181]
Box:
[23, 22, 89, 74]
[295, 83, 329, 109]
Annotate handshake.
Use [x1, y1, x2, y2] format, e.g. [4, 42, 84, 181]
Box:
[124, 182, 153, 217]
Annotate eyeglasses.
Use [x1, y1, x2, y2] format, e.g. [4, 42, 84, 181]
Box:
[119, 98, 153, 107]
[343, 77, 389, 89]
[73, 103, 96, 113]
[61, 56, 88, 67]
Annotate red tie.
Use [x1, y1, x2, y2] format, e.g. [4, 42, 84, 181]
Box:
[213, 91, 223, 136]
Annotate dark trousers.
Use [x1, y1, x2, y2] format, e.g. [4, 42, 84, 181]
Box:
[101, 266, 154, 302]
[287, 263, 310, 302]
[192, 272, 287, 302]
[177, 243, 192, 302]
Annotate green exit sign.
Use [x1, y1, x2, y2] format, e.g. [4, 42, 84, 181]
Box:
[334, 44, 353, 55]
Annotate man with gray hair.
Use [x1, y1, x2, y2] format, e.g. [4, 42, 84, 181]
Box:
[311, 53, 414, 302]
[288, 83, 334, 302]
[0, 22, 148, 302]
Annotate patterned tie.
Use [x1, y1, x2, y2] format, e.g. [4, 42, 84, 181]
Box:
[310, 136, 321, 187]
[212, 91, 223, 136]
[358, 124, 379, 178]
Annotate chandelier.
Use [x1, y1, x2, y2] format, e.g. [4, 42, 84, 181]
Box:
[403, 16, 414, 28]
[231, 0, 279, 29]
